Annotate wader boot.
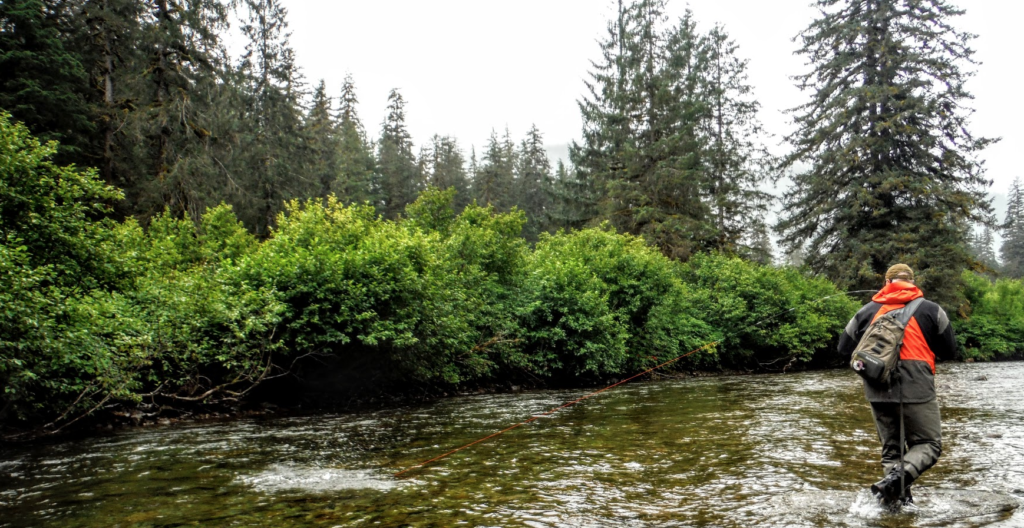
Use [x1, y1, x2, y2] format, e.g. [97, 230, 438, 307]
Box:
[870, 399, 941, 507]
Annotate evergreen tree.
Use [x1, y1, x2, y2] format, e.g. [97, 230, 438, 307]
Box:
[304, 80, 340, 199]
[125, 0, 231, 221]
[377, 88, 420, 219]
[746, 220, 774, 265]
[515, 124, 554, 240]
[333, 74, 376, 205]
[969, 225, 998, 272]
[699, 24, 774, 255]
[236, 0, 309, 234]
[421, 134, 470, 210]
[777, 0, 994, 308]
[77, 0, 147, 187]
[473, 128, 516, 211]
[571, 1, 712, 260]
[548, 159, 599, 232]
[0, 0, 94, 164]
[1001, 178, 1024, 277]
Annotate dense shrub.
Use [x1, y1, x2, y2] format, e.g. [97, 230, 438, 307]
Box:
[957, 271, 1024, 360]
[677, 254, 859, 369]
[515, 225, 715, 379]
[227, 190, 529, 387]
[0, 113, 125, 423]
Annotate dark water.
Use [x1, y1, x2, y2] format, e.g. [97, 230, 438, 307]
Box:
[1, 362, 1022, 527]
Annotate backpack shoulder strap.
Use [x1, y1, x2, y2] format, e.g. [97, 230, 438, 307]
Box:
[892, 297, 925, 327]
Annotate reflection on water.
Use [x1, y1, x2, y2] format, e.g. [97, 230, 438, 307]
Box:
[1, 362, 1022, 527]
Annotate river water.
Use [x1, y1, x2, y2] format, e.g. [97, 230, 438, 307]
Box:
[1, 361, 1022, 527]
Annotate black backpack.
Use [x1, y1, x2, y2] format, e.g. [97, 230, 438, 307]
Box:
[850, 298, 924, 385]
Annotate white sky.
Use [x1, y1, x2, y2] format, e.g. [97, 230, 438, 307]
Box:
[267, 0, 1022, 211]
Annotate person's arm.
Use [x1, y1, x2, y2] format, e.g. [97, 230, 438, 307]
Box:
[934, 306, 958, 361]
[837, 307, 869, 358]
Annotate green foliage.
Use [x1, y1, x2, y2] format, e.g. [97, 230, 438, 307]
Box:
[957, 271, 1024, 361]
[0, 105, 1015, 433]
[0, 113, 125, 421]
[0, 112, 123, 290]
[377, 89, 422, 219]
[517, 226, 715, 378]
[777, 0, 993, 310]
[0, 0, 94, 164]
[677, 253, 859, 368]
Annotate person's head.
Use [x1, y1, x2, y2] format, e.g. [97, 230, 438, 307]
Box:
[884, 263, 914, 285]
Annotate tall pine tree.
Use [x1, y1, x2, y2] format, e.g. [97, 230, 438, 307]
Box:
[777, 0, 994, 308]
[304, 80, 340, 199]
[699, 23, 774, 256]
[126, 0, 231, 221]
[515, 124, 554, 240]
[1001, 178, 1024, 278]
[473, 128, 516, 211]
[421, 134, 470, 210]
[236, 0, 309, 234]
[0, 0, 94, 164]
[377, 88, 420, 219]
[571, 2, 712, 260]
[333, 74, 376, 205]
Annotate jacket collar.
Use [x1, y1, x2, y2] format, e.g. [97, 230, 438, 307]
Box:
[872, 281, 924, 304]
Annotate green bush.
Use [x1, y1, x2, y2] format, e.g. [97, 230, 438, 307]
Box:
[957, 271, 1024, 360]
[227, 192, 529, 387]
[516, 225, 714, 379]
[0, 113, 125, 423]
[677, 254, 859, 369]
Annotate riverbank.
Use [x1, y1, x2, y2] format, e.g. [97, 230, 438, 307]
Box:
[0, 357, 854, 444]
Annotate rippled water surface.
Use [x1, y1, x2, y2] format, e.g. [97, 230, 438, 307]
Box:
[2, 362, 1022, 527]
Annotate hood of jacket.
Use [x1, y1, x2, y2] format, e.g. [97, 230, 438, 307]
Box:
[872, 281, 924, 305]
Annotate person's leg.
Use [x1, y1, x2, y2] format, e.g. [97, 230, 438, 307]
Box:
[870, 402, 901, 474]
[900, 399, 942, 480]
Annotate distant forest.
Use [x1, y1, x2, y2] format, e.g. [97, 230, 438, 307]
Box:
[2, 0, 1022, 289]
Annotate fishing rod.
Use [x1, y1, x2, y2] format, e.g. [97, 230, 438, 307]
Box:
[393, 289, 878, 478]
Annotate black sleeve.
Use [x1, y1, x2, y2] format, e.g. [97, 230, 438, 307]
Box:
[837, 302, 878, 358]
[920, 301, 958, 361]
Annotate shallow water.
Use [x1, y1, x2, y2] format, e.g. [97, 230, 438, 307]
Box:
[1, 362, 1022, 527]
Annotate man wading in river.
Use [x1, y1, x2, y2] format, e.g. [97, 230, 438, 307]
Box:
[838, 264, 958, 507]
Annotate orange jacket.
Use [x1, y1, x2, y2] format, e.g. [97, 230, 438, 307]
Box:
[839, 282, 957, 403]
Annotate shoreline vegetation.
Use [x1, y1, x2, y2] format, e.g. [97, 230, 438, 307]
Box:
[3, 0, 1024, 442]
[2, 114, 1022, 442]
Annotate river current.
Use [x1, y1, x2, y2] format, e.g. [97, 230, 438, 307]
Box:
[1, 361, 1022, 527]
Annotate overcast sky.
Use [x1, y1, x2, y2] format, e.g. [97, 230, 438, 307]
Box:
[265, 0, 1022, 211]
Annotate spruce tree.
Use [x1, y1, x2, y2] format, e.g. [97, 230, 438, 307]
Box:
[237, 0, 309, 233]
[515, 124, 554, 240]
[473, 128, 516, 211]
[126, 0, 231, 221]
[1001, 178, 1024, 278]
[571, 2, 711, 260]
[421, 135, 470, 210]
[699, 24, 773, 255]
[0, 0, 94, 164]
[77, 0, 147, 187]
[333, 74, 376, 206]
[377, 88, 420, 219]
[305, 80, 340, 199]
[777, 0, 994, 307]
[548, 159, 599, 232]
